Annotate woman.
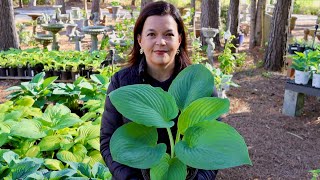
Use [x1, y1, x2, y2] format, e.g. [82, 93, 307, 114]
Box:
[100, 1, 217, 179]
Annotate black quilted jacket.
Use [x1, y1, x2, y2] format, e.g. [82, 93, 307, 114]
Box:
[100, 59, 218, 180]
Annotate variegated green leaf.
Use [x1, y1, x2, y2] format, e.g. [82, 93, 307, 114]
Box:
[44, 159, 64, 171]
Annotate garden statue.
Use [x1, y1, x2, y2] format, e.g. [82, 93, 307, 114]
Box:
[73, 30, 85, 51]
[201, 27, 219, 65]
[205, 38, 215, 64]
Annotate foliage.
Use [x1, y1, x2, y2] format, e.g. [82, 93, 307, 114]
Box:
[290, 50, 319, 72]
[6, 72, 58, 109]
[0, 49, 108, 72]
[218, 35, 246, 75]
[108, 64, 252, 179]
[309, 169, 320, 180]
[110, 1, 121, 6]
[205, 63, 239, 92]
[293, 0, 320, 15]
[190, 36, 206, 64]
[0, 150, 112, 179]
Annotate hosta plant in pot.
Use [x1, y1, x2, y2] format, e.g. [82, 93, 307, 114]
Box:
[108, 64, 252, 180]
[311, 63, 320, 88]
[291, 51, 312, 85]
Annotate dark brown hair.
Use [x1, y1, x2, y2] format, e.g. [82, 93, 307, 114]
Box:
[128, 1, 191, 69]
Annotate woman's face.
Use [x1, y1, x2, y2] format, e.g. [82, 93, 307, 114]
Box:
[138, 15, 181, 69]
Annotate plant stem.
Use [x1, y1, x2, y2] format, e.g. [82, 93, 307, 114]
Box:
[166, 128, 175, 158]
[175, 132, 181, 144]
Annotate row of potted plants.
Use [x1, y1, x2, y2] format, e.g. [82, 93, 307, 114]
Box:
[290, 49, 320, 88]
[0, 48, 109, 80]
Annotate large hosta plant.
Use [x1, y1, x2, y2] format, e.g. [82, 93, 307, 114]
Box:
[109, 64, 252, 180]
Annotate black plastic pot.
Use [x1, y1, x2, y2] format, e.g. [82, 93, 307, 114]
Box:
[17, 67, 26, 77]
[26, 66, 34, 77]
[44, 70, 53, 78]
[0, 68, 8, 77]
[8, 67, 17, 76]
[71, 71, 80, 81]
[53, 70, 61, 80]
[34, 63, 44, 75]
[61, 70, 71, 80]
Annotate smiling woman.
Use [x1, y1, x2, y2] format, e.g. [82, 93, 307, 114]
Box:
[100, 1, 220, 180]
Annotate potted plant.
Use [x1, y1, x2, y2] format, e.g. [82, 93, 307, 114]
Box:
[310, 52, 320, 88]
[290, 51, 314, 85]
[108, 64, 252, 179]
[0, 54, 8, 77]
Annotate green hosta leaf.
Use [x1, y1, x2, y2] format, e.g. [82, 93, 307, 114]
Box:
[31, 72, 45, 84]
[0, 101, 13, 113]
[109, 84, 178, 128]
[92, 162, 111, 179]
[57, 150, 78, 163]
[38, 135, 62, 151]
[87, 138, 100, 151]
[25, 145, 40, 157]
[44, 159, 64, 171]
[41, 76, 58, 89]
[25, 107, 43, 118]
[75, 123, 100, 144]
[42, 104, 82, 130]
[90, 74, 108, 85]
[72, 144, 87, 162]
[0, 133, 9, 147]
[175, 121, 252, 170]
[88, 150, 104, 167]
[44, 168, 77, 180]
[150, 154, 187, 180]
[2, 151, 18, 164]
[168, 64, 214, 111]
[78, 81, 94, 90]
[10, 119, 46, 139]
[25, 171, 44, 180]
[60, 138, 75, 151]
[178, 97, 230, 135]
[11, 157, 43, 180]
[67, 162, 91, 177]
[4, 110, 24, 121]
[15, 96, 35, 107]
[110, 122, 166, 169]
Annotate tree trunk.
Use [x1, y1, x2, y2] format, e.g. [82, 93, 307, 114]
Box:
[0, 0, 19, 51]
[227, 0, 240, 52]
[55, 0, 66, 14]
[249, 0, 257, 49]
[28, 0, 36, 7]
[255, 0, 266, 46]
[141, 0, 155, 11]
[264, 0, 292, 71]
[190, 0, 196, 26]
[201, 0, 221, 48]
[249, 0, 266, 49]
[84, 0, 88, 18]
[91, 0, 101, 15]
[19, 0, 23, 8]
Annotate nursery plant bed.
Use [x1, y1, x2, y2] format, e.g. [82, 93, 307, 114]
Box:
[282, 79, 320, 116]
[0, 76, 73, 83]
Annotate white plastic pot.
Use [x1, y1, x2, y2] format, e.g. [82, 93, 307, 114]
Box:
[294, 70, 310, 85]
[312, 73, 320, 88]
